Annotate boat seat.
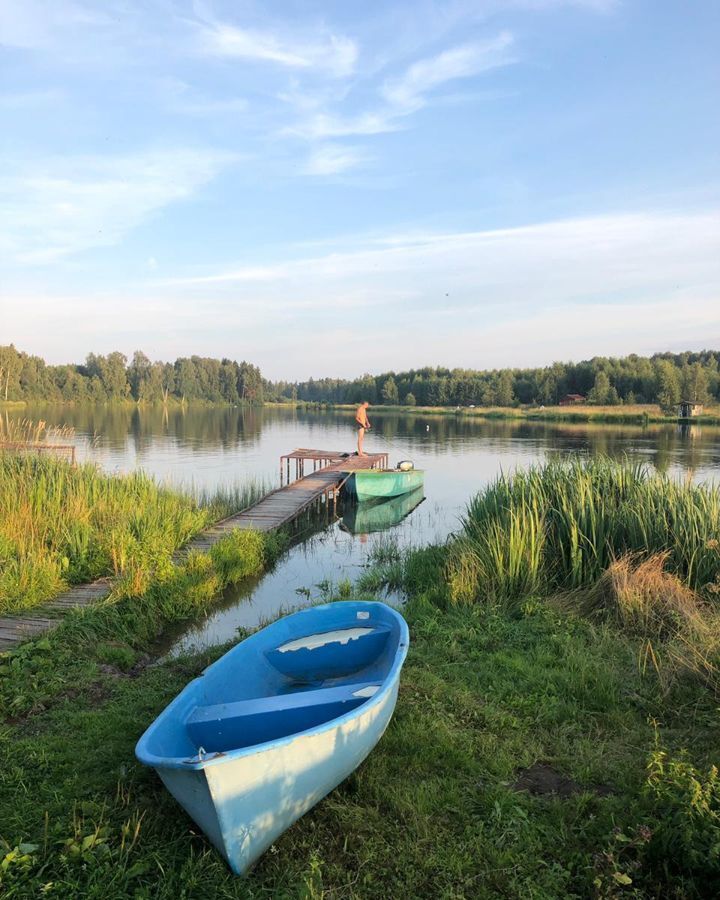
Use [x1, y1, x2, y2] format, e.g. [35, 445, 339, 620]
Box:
[186, 681, 382, 753]
[265, 624, 391, 681]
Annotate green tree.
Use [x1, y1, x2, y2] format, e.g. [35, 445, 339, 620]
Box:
[495, 371, 515, 406]
[381, 377, 399, 405]
[588, 371, 611, 405]
[404, 392, 416, 406]
[682, 362, 710, 404]
[128, 351, 152, 401]
[655, 360, 681, 412]
[0, 345, 22, 401]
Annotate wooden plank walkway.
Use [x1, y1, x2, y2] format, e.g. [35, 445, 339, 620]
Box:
[178, 450, 388, 553]
[0, 579, 111, 651]
[0, 449, 388, 651]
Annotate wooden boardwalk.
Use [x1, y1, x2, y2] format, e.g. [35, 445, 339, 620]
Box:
[0, 449, 388, 651]
[0, 579, 111, 652]
[179, 450, 388, 551]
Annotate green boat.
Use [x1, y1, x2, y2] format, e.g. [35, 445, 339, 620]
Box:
[341, 487, 425, 535]
[344, 468, 424, 502]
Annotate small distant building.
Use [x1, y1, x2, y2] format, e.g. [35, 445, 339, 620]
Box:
[559, 394, 586, 406]
[677, 400, 703, 418]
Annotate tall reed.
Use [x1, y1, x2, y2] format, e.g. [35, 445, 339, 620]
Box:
[0, 455, 267, 614]
[449, 458, 720, 604]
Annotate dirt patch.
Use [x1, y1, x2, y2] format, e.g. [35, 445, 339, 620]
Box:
[513, 762, 613, 798]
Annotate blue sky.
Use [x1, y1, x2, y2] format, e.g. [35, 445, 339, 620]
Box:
[1, 0, 719, 379]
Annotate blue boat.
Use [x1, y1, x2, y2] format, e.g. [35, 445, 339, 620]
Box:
[135, 601, 409, 874]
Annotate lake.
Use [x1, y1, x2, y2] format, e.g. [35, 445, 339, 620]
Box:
[12, 404, 720, 654]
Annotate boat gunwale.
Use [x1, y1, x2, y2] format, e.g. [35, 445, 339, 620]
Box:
[135, 601, 409, 772]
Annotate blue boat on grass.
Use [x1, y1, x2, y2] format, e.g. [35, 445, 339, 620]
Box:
[135, 601, 409, 874]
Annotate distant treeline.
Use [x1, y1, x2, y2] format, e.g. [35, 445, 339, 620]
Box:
[269, 352, 720, 410]
[0, 346, 264, 404]
[3, 346, 719, 411]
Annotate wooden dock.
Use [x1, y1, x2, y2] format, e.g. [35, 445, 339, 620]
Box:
[180, 449, 388, 549]
[0, 449, 388, 651]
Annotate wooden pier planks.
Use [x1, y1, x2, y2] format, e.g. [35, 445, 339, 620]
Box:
[0, 449, 388, 651]
[0, 579, 111, 650]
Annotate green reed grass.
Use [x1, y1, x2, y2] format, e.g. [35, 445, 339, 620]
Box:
[449, 457, 720, 605]
[0, 455, 267, 614]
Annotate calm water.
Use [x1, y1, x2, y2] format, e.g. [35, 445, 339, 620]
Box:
[13, 404, 720, 654]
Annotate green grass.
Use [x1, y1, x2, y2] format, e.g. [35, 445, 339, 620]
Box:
[2, 599, 720, 898]
[3, 457, 720, 896]
[324, 402, 720, 425]
[0, 524, 288, 718]
[449, 457, 720, 605]
[0, 455, 267, 614]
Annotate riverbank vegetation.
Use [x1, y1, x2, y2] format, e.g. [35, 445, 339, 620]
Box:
[319, 400, 720, 425]
[0, 455, 266, 614]
[2, 458, 720, 896]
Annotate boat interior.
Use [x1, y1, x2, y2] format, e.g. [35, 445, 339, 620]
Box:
[184, 618, 398, 754]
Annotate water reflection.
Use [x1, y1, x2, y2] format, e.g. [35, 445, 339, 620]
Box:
[340, 489, 426, 535]
[13, 403, 720, 488]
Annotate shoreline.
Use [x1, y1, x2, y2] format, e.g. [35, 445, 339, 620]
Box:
[281, 400, 720, 426]
[5, 397, 720, 426]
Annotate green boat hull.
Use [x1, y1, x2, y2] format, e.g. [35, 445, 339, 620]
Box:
[341, 487, 425, 535]
[344, 469, 425, 502]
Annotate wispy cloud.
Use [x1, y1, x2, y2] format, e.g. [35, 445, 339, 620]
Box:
[191, 4, 358, 78]
[304, 144, 370, 176]
[285, 32, 515, 141]
[0, 148, 236, 263]
[157, 210, 720, 302]
[382, 32, 515, 111]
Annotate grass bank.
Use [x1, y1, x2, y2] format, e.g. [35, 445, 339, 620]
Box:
[2, 459, 720, 897]
[450, 457, 720, 602]
[2, 594, 719, 897]
[321, 401, 720, 425]
[0, 455, 266, 614]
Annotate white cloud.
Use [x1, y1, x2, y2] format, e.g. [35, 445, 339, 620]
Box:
[304, 144, 370, 176]
[191, 7, 358, 78]
[165, 211, 720, 299]
[283, 110, 403, 140]
[0, 148, 235, 262]
[382, 33, 515, 111]
[286, 32, 516, 141]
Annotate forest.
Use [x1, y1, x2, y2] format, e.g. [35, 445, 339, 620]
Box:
[2, 345, 719, 410]
[0, 346, 264, 405]
[270, 351, 720, 410]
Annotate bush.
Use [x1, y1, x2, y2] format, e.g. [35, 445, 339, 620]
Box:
[643, 744, 720, 888]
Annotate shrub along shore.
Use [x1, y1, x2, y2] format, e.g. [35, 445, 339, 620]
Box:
[2, 459, 720, 896]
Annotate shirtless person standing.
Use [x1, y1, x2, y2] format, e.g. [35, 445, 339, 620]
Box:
[355, 401, 371, 456]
